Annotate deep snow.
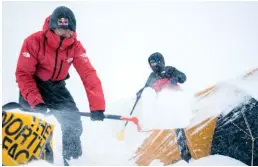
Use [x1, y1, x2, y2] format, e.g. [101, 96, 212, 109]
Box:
[14, 68, 257, 166]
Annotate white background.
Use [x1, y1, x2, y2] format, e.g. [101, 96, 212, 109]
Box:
[2, 1, 258, 112]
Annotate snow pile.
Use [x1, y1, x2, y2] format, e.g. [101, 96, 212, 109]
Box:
[170, 155, 247, 166]
[148, 155, 247, 166]
[138, 87, 193, 130]
[22, 160, 55, 166]
[228, 69, 258, 101]
[189, 70, 258, 127]
[189, 83, 250, 127]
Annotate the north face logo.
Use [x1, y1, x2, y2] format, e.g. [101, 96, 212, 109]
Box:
[22, 52, 30, 58]
[67, 58, 73, 63]
[80, 53, 87, 58]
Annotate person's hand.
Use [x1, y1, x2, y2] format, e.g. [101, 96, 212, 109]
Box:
[160, 66, 175, 78]
[170, 77, 178, 85]
[90, 110, 105, 121]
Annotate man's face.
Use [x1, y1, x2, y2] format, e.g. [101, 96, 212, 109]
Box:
[149, 59, 164, 73]
[54, 28, 73, 38]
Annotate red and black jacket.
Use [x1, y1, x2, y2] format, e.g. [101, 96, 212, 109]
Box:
[138, 66, 186, 94]
[15, 16, 105, 111]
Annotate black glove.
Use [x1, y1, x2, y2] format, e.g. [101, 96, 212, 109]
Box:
[90, 110, 105, 121]
[33, 103, 48, 114]
[159, 66, 175, 78]
[170, 77, 178, 85]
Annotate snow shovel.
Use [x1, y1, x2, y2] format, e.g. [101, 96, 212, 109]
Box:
[116, 97, 141, 141]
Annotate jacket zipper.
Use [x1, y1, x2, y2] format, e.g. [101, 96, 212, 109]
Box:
[55, 60, 63, 79]
[51, 39, 63, 80]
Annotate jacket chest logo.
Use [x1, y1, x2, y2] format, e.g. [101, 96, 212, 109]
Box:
[22, 52, 30, 58]
[80, 53, 87, 58]
[66, 58, 73, 63]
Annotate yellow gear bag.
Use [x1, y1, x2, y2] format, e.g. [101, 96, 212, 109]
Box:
[2, 111, 55, 166]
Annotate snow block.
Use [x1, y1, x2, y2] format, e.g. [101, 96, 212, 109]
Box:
[139, 87, 193, 130]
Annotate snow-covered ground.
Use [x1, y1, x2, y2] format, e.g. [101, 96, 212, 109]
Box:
[13, 68, 257, 166]
[2, 1, 258, 166]
[24, 155, 247, 166]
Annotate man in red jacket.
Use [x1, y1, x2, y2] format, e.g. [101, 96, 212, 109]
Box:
[15, 6, 106, 160]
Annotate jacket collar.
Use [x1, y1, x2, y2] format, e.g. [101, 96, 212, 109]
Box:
[42, 16, 77, 50]
[44, 30, 76, 50]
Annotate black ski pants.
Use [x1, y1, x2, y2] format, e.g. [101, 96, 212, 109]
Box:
[19, 77, 83, 160]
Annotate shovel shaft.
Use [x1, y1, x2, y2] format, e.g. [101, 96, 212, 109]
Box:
[3, 102, 142, 131]
[79, 112, 122, 120]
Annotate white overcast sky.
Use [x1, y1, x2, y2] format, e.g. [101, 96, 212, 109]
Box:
[2, 1, 258, 112]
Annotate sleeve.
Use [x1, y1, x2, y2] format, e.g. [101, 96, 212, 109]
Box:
[15, 39, 44, 107]
[167, 66, 187, 84]
[144, 72, 156, 87]
[72, 42, 106, 111]
[177, 71, 187, 83]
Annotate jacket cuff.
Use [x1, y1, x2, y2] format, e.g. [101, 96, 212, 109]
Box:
[27, 93, 44, 108]
[90, 110, 105, 112]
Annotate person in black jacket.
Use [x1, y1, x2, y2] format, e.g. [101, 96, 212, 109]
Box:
[136, 52, 187, 99]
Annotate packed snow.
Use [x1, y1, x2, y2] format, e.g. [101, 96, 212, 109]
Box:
[12, 70, 257, 166]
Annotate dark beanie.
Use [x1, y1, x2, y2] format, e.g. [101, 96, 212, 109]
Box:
[49, 6, 76, 32]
